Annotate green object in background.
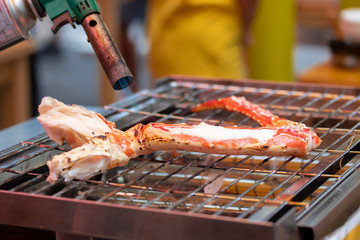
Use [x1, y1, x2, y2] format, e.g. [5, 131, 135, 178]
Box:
[39, 0, 99, 24]
[248, 0, 295, 82]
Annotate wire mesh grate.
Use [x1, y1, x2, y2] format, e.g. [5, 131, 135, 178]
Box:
[1, 77, 360, 222]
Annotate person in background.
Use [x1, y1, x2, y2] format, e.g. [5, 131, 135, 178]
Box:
[146, 0, 295, 82]
[341, 0, 360, 9]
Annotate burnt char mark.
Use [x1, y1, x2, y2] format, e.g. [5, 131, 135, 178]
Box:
[144, 136, 169, 143]
[95, 135, 107, 140]
[134, 128, 139, 137]
[133, 123, 144, 144]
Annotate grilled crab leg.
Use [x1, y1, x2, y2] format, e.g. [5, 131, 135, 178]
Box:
[192, 96, 302, 127]
[192, 96, 322, 151]
[38, 96, 321, 182]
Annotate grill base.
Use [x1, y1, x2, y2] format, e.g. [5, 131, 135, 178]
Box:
[0, 190, 299, 240]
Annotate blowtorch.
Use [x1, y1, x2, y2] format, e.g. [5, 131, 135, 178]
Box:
[0, 0, 133, 90]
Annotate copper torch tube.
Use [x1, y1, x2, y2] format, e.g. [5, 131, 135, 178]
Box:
[82, 13, 133, 90]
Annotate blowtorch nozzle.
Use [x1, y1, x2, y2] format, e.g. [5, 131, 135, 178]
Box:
[82, 13, 133, 90]
[114, 76, 134, 90]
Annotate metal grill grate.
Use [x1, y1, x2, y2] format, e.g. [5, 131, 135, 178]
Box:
[1, 77, 360, 239]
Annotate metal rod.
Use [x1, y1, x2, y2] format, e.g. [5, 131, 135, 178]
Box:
[173, 81, 356, 101]
[114, 152, 203, 204]
[80, 152, 170, 200]
[98, 152, 189, 202]
[129, 156, 342, 178]
[178, 156, 272, 213]
[140, 155, 228, 208]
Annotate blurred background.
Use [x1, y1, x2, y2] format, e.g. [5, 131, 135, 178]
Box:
[0, 0, 360, 129]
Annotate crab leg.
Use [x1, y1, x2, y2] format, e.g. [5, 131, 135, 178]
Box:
[37, 96, 116, 149]
[38, 96, 322, 183]
[47, 121, 318, 182]
[192, 96, 300, 127]
[192, 96, 321, 151]
[141, 122, 318, 156]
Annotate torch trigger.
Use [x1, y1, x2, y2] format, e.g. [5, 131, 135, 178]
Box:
[51, 12, 76, 34]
